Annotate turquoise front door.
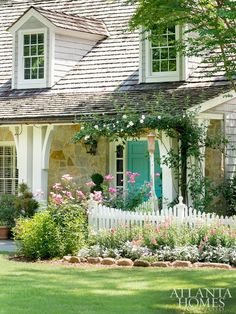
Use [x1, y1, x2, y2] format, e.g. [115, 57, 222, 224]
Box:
[127, 141, 162, 197]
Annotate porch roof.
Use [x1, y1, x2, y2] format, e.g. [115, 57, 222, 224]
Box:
[0, 84, 230, 124]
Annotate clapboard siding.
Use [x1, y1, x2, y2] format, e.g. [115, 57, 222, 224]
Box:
[219, 98, 236, 178]
[54, 33, 96, 84]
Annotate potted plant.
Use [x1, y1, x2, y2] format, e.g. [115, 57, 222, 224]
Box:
[0, 194, 17, 239]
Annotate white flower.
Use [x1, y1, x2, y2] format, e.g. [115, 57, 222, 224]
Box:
[84, 135, 90, 141]
[141, 115, 145, 120]
[140, 119, 144, 124]
[158, 115, 161, 120]
[116, 121, 119, 124]
[81, 126, 85, 130]
[94, 125, 99, 130]
[120, 129, 124, 132]
[122, 114, 127, 120]
[128, 121, 134, 127]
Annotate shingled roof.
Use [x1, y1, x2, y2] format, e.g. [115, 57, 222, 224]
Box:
[0, 0, 233, 124]
[8, 6, 109, 37]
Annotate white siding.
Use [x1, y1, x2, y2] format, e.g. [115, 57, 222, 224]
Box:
[206, 97, 236, 178]
[54, 33, 97, 83]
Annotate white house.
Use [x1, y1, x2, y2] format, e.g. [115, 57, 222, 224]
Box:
[0, 0, 235, 206]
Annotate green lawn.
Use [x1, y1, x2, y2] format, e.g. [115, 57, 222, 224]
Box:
[0, 253, 235, 314]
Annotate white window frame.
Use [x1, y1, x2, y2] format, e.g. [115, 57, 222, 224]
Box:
[18, 28, 47, 89]
[143, 26, 183, 83]
[0, 142, 18, 195]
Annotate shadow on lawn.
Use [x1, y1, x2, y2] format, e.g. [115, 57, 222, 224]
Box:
[0, 257, 235, 314]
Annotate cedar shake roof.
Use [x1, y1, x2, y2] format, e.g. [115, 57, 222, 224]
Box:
[0, 0, 233, 124]
[8, 6, 109, 37]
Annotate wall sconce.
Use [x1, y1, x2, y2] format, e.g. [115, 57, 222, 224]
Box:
[147, 132, 156, 154]
[84, 140, 98, 155]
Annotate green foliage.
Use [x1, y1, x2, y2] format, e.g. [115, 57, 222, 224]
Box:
[73, 102, 229, 210]
[13, 211, 61, 260]
[91, 173, 104, 193]
[221, 175, 236, 216]
[13, 203, 87, 260]
[14, 183, 39, 218]
[0, 194, 17, 227]
[128, 0, 236, 91]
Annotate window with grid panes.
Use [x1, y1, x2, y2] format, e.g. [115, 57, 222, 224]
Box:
[151, 27, 177, 73]
[23, 33, 44, 80]
[0, 146, 18, 195]
[116, 145, 124, 188]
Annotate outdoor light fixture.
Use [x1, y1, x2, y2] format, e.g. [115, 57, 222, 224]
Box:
[84, 140, 98, 155]
[147, 132, 156, 153]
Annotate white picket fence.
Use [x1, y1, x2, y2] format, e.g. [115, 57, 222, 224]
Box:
[88, 197, 236, 231]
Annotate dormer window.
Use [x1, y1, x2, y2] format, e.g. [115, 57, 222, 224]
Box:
[23, 32, 45, 80]
[7, 6, 108, 90]
[140, 26, 186, 83]
[17, 29, 47, 89]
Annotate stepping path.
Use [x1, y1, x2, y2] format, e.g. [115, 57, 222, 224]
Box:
[0, 240, 16, 252]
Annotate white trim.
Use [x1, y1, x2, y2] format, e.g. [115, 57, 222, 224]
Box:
[17, 28, 48, 89]
[8, 8, 55, 33]
[198, 113, 224, 120]
[139, 28, 143, 83]
[188, 90, 236, 114]
[144, 26, 182, 83]
[48, 29, 55, 87]
[11, 32, 16, 89]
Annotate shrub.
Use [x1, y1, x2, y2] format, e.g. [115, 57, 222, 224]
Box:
[0, 194, 17, 227]
[14, 211, 62, 259]
[14, 183, 39, 218]
[48, 203, 87, 255]
[14, 203, 87, 260]
[91, 173, 104, 193]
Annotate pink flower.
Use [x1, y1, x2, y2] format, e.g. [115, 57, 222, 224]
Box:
[76, 190, 86, 200]
[151, 238, 157, 245]
[53, 183, 62, 190]
[210, 229, 217, 235]
[104, 174, 114, 181]
[86, 181, 96, 188]
[65, 191, 74, 200]
[50, 193, 64, 205]
[61, 174, 73, 181]
[110, 227, 116, 234]
[108, 187, 117, 194]
[155, 172, 161, 177]
[91, 191, 103, 203]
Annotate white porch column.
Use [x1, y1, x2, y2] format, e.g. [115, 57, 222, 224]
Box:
[10, 125, 55, 203]
[158, 132, 177, 208]
[10, 125, 33, 188]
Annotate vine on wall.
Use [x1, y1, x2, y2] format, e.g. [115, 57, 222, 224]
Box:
[72, 97, 228, 210]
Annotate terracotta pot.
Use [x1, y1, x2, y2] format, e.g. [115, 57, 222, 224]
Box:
[0, 226, 9, 240]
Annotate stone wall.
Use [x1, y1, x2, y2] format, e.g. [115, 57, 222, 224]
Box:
[205, 120, 224, 184]
[48, 125, 109, 189]
[0, 127, 14, 142]
[205, 120, 224, 212]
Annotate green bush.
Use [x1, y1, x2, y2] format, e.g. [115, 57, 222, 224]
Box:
[14, 183, 39, 218]
[13, 204, 87, 260]
[0, 194, 17, 227]
[91, 173, 104, 193]
[13, 211, 61, 259]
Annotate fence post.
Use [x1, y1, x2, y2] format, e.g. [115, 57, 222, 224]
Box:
[173, 196, 187, 223]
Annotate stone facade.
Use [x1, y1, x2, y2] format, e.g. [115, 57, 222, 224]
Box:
[205, 120, 224, 184]
[48, 125, 109, 189]
[0, 127, 14, 142]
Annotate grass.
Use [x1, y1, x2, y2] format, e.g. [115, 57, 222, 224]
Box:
[0, 253, 235, 314]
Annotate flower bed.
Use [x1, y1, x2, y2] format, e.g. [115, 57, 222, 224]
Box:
[79, 222, 236, 266]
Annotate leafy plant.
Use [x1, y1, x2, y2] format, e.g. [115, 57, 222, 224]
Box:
[14, 183, 39, 218]
[221, 175, 236, 216]
[91, 173, 104, 193]
[0, 194, 17, 227]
